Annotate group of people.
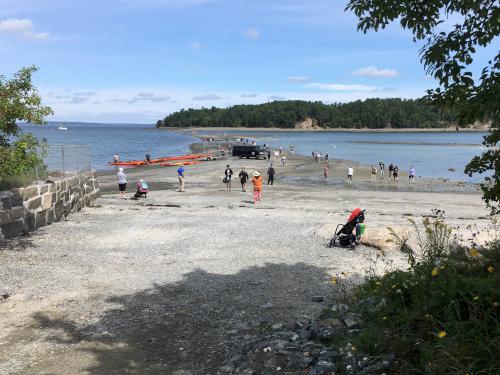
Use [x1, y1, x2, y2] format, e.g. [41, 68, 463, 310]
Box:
[371, 161, 416, 183]
[312, 150, 328, 162]
[116, 168, 149, 198]
[223, 164, 275, 204]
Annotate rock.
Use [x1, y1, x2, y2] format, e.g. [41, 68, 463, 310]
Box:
[22, 186, 39, 201]
[1, 219, 28, 239]
[344, 313, 364, 329]
[312, 295, 325, 302]
[313, 360, 335, 374]
[27, 196, 42, 211]
[0, 192, 13, 210]
[271, 323, 283, 330]
[0, 289, 10, 299]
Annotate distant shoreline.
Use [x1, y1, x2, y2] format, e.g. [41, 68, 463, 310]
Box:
[164, 126, 488, 133]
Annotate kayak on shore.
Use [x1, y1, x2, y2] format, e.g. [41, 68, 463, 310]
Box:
[160, 161, 200, 167]
[109, 153, 212, 166]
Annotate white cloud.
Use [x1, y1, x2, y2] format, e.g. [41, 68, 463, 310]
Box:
[0, 18, 49, 40]
[287, 76, 310, 83]
[192, 94, 224, 100]
[244, 27, 260, 40]
[352, 66, 398, 78]
[305, 82, 379, 92]
[268, 95, 287, 101]
[189, 42, 201, 50]
[241, 93, 258, 98]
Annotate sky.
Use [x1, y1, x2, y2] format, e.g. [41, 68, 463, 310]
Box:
[0, 0, 495, 123]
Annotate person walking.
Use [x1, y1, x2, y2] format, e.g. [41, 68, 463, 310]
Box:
[393, 165, 399, 181]
[267, 149, 271, 160]
[281, 155, 286, 168]
[177, 164, 185, 192]
[224, 164, 233, 191]
[379, 161, 385, 180]
[323, 164, 329, 181]
[239, 167, 249, 192]
[252, 171, 263, 205]
[267, 164, 276, 185]
[347, 167, 354, 183]
[117, 167, 127, 198]
[325, 153, 329, 161]
[371, 165, 377, 182]
[145, 153, 151, 164]
[409, 166, 416, 184]
[388, 163, 394, 179]
[274, 149, 279, 161]
[113, 153, 120, 163]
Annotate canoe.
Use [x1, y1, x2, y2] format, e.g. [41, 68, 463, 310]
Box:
[160, 161, 200, 167]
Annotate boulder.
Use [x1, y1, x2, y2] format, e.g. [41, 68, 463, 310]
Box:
[0, 191, 13, 210]
[27, 196, 42, 211]
[22, 186, 39, 201]
[41, 193, 53, 210]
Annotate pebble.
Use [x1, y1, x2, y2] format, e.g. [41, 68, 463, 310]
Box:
[311, 295, 325, 302]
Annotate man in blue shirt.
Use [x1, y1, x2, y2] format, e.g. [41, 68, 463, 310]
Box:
[177, 165, 185, 192]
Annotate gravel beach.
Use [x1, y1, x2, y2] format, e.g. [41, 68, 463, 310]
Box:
[0, 150, 491, 374]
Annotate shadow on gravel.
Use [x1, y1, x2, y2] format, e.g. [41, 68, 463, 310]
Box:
[32, 262, 332, 375]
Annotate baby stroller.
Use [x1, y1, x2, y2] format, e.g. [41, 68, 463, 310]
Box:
[134, 179, 149, 198]
[328, 208, 366, 249]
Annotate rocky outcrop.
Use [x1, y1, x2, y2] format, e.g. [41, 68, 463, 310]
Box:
[0, 171, 99, 242]
[294, 117, 321, 130]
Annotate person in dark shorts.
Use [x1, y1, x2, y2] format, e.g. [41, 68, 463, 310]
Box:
[239, 167, 249, 192]
[117, 167, 127, 198]
[393, 165, 399, 181]
[388, 163, 394, 179]
[267, 164, 276, 185]
[145, 153, 151, 164]
[224, 164, 233, 191]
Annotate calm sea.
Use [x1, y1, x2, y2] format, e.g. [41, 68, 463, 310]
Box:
[20, 123, 488, 181]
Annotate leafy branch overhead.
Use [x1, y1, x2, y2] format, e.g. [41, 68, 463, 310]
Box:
[346, 0, 499, 213]
[0, 66, 53, 180]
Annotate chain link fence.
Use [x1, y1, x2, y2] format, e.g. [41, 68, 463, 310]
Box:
[42, 144, 92, 178]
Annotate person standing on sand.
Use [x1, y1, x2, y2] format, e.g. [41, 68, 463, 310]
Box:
[267, 149, 271, 160]
[379, 161, 385, 180]
[281, 155, 286, 168]
[347, 167, 354, 184]
[224, 164, 233, 191]
[117, 168, 127, 198]
[393, 165, 399, 181]
[177, 165, 185, 192]
[409, 166, 416, 184]
[113, 153, 119, 163]
[388, 163, 394, 179]
[274, 149, 279, 161]
[323, 164, 329, 181]
[267, 164, 276, 185]
[239, 167, 249, 192]
[325, 153, 329, 161]
[371, 165, 377, 182]
[252, 171, 263, 204]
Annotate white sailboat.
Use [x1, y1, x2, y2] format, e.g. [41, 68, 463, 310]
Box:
[57, 124, 68, 130]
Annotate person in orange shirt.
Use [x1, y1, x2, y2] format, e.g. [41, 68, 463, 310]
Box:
[252, 171, 263, 204]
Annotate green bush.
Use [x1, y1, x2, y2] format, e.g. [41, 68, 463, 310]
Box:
[350, 211, 500, 374]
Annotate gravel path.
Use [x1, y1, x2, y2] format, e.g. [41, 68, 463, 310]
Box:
[0, 156, 488, 375]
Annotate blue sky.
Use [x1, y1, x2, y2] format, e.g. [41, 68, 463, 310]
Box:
[0, 0, 495, 123]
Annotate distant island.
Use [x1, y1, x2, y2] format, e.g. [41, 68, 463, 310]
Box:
[156, 98, 464, 130]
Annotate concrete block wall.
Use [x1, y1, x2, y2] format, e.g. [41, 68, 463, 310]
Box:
[0, 171, 99, 242]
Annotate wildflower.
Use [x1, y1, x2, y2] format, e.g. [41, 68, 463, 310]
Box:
[470, 249, 479, 257]
[431, 268, 439, 277]
[382, 316, 387, 320]
[331, 277, 338, 285]
[473, 296, 480, 301]
[437, 331, 446, 338]
[487, 265, 494, 273]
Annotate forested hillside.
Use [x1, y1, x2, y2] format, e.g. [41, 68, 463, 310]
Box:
[156, 98, 458, 129]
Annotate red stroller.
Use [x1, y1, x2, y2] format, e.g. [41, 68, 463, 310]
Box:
[328, 208, 366, 248]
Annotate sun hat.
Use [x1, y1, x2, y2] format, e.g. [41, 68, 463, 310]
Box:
[253, 171, 260, 177]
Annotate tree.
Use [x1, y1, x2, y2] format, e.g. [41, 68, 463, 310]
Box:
[0, 66, 53, 179]
[346, 0, 499, 212]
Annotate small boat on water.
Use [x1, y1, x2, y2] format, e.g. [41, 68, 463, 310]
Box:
[57, 126, 68, 130]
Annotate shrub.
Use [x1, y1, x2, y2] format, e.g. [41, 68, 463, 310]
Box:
[349, 211, 500, 374]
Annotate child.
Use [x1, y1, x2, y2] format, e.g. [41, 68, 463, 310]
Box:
[252, 171, 262, 204]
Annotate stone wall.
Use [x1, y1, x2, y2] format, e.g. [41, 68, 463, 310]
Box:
[0, 171, 99, 242]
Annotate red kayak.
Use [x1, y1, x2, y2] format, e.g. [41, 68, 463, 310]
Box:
[109, 153, 212, 166]
[160, 161, 200, 167]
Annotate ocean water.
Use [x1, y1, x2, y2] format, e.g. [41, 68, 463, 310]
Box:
[19, 123, 489, 182]
[200, 130, 489, 182]
[20, 122, 198, 171]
